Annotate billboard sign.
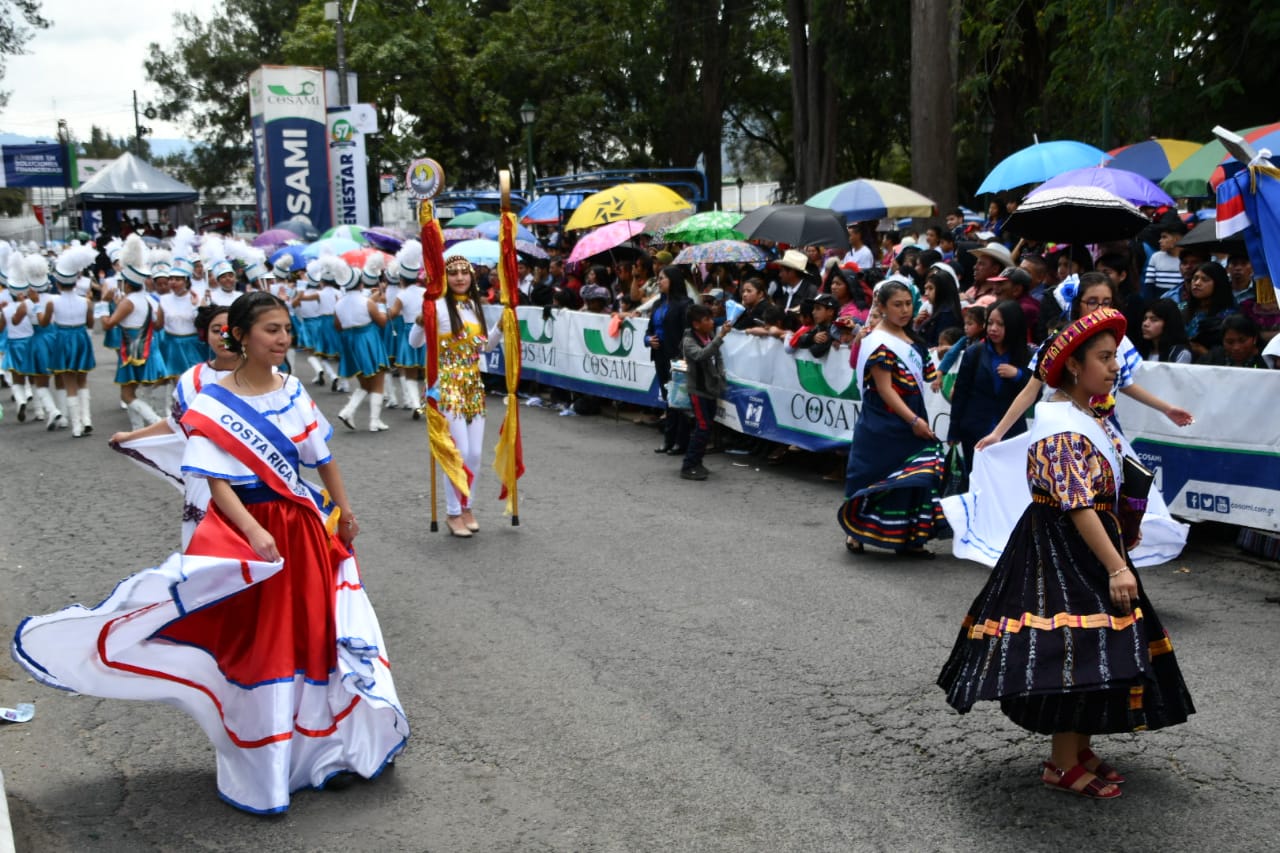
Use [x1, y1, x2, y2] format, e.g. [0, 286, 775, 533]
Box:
[247, 65, 332, 231]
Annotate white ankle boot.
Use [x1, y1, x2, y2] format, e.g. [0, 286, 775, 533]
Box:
[404, 378, 421, 419]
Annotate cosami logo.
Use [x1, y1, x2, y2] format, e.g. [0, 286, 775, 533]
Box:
[266, 79, 321, 107]
[583, 319, 635, 357]
[793, 358, 860, 400]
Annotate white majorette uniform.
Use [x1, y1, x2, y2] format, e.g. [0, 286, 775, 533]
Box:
[49, 290, 96, 373]
[409, 294, 503, 516]
[160, 290, 205, 374]
[207, 286, 239, 308]
[328, 257, 391, 431]
[14, 375, 409, 814]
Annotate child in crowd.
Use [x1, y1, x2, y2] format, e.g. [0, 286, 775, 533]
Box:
[791, 293, 838, 357]
[679, 304, 732, 481]
[935, 305, 987, 377]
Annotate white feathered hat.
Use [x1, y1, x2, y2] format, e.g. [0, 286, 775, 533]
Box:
[104, 237, 124, 264]
[3, 249, 27, 291]
[395, 239, 423, 281]
[23, 252, 51, 291]
[201, 233, 233, 280]
[120, 234, 150, 288]
[53, 242, 99, 285]
[305, 258, 325, 286]
[148, 247, 173, 278]
[320, 255, 358, 290]
[226, 240, 270, 282]
[0, 241, 12, 286]
[360, 253, 385, 287]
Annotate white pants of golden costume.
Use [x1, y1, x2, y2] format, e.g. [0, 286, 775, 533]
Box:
[445, 411, 485, 516]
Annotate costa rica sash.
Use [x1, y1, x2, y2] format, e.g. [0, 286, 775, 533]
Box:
[180, 382, 339, 531]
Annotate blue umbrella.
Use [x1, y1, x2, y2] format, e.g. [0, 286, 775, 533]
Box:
[474, 219, 537, 242]
[1029, 166, 1174, 209]
[269, 244, 310, 270]
[448, 238, 501, 267]
[977, 140, 1109, 195]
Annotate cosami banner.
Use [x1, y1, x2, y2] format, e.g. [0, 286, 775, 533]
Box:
[1117, 362, 1280, 531]
[247, 66, 332, 232]
[479, 307, 1280, 532]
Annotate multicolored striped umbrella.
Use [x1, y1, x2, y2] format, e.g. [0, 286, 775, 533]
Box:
[1105, 138, 1201, 182]
[661, 210, 745, 244]
[1162, 123, 1280, 198]
[806, 178, 935, 220]
[445, 210, 499, 228]
[320, 224, 369, 244]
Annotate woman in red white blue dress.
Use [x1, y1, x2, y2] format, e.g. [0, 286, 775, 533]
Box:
[13, 291, 408, 814]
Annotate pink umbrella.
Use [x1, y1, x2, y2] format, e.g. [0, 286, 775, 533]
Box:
[566, 220, 646, 264]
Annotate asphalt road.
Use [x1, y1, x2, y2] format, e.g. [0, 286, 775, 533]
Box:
[1, 352, 1278, 852]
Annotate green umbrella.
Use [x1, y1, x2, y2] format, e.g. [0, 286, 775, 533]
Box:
[320, 224, 369, 244]
[445, 210, 499, 228]
[1161, 124, 1278, 198]
[659, 210, 745, 244]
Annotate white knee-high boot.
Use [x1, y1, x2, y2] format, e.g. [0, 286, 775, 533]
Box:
[34, 387, 60, 429]
[25, 380, 44, 419]
[383, 375, 401, 409]
[12, 380, 29, 421]
[80, 387, 93, 433]
[52, 388, 70, 429]
[307, 355, 326, 384]
[337, 388, 367, 430]
[67, 395, 84, 437]
[129, 398, 160, 426]
[403, 378, 421, 419]
[368, 392, 388, 431]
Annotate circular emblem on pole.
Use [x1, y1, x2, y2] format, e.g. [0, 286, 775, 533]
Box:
[406, 158, 444, 200]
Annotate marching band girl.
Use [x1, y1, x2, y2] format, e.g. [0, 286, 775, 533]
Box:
[101, 234, 169, 429]
[47, 244, 100, 436]
[333, 256, 392, 431]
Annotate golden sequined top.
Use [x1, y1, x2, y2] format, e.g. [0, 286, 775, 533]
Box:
[436, 296, 487, 419]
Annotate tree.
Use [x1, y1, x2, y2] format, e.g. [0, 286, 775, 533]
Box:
[0, 0, 47, 107]
[911, 0, 956, 212]
[77, 125, 145, 160]
[145, 0, 308, 193]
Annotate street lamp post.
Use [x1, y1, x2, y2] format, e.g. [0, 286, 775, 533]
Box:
[735, 176, 744, 213]
[520, 101, 537, 196]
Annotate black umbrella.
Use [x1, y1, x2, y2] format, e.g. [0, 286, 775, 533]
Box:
[735, 204, 848, 247]
[1004, 186, 1149, 244]
[1178, 217, 1246, 257]
[277, 217, 320, 242]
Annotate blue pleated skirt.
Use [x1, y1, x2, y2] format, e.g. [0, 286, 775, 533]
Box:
[51, 325, 97, 372]
[383, 316, 404, 364]
[29, 326, 57, 375]
[162, 333, 209, 375]
[114, 327, 171, 385]
[395, 333, 425, 370]
[339, 323, 390, 378]
[3, 336, 34, 374]
[295, 315, 318, 350]
[314, 316, 341, 359]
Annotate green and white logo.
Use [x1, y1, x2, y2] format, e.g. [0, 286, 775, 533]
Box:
[330, 119, 356, 145]
[268, 80, 318, 97]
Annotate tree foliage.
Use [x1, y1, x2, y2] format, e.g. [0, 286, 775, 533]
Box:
[0, 0, 48, 107]
[142, 0, 1280, 208]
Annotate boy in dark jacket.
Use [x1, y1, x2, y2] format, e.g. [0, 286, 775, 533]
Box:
[680, 304, 731, 480]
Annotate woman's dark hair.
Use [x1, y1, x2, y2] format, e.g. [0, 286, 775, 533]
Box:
[876, 280, 927, 348]
[1186, 262, 1235, 318]
[1134, 298, 1190, 361]
[938, 326, 964, 346]
[588, 264, 613, 289]
[195, 303, 230, 344]
[822, 265, 870, 310]
[917, 249, 942, 270]
[634, 255, 654, 279]
[987, 299, 1030, 367]
[926, 268, 963, 323]
[742, 276, 766, 297]
[659, 265, 688, 303]
[1070, 272, 1118, 321]
[224, 292, 289, 354]
[445, 266, 487, 338]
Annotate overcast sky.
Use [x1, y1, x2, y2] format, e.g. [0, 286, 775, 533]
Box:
[2, 0, 209, 142]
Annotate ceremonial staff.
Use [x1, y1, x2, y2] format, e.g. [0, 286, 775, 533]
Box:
[493, 170, 526, 525]
[409, 158, 469, 531]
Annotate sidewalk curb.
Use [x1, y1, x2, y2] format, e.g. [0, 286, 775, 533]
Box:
[0, 768, 15, 853]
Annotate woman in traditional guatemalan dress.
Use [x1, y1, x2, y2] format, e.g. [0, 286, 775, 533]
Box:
[938, 308, 1194, 800]
[838, 280, 947, 558]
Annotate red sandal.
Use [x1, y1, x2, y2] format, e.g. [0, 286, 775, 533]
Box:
[1078, 748, 1126, 784]
[1041, 761, 1122, 799]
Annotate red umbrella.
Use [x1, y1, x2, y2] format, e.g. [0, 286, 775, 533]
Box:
[341, 247, 392, 269]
